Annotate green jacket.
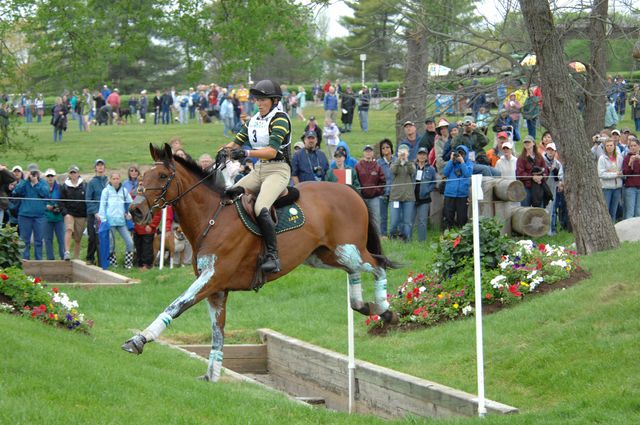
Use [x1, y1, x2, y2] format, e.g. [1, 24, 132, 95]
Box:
[325, 167, 361, 191]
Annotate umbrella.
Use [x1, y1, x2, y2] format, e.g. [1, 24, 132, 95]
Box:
[568, 61, 586, 73]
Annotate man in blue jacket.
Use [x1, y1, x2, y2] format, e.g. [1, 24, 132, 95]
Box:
[12, 164, 49, 259]
[85, 159, 108, 265]
[442, 145, 473, 229]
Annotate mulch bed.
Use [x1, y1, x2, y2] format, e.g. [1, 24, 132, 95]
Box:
[369, 269, 592, 336]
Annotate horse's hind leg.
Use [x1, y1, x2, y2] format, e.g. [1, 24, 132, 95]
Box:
[201, 290, 228, 382]
[121, 255, 217, 354]
[334, 244, 396, 323]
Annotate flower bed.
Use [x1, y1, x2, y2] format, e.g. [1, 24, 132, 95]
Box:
[0, 266, 93, 332]
[367, 219, 583, 331]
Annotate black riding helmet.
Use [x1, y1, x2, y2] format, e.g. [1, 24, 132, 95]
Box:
[250, 80, 282, 100]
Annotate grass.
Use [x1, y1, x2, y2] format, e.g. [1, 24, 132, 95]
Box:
[2, 104, 640, 423]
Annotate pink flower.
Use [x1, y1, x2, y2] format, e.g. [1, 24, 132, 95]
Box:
[52, 287, 58, 293]
[509, 284, 522, 297]
[0, 273, 8, 280]
[453, 236, 461, 249]
[33, 277, 42, 284]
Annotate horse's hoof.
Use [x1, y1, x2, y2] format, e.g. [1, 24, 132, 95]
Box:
[197, 374, 219, 383]
[121, 334, 147, 354]
[381, 310, 399, 325]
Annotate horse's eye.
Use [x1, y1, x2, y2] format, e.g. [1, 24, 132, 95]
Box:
[159, 173, 167, 179]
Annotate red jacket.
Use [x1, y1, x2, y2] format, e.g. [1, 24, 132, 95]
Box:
[134, 206, 174, 235]
[623, 152, 640, 188]
[516, 155, 548, 189]
[355, 160, 386, 199]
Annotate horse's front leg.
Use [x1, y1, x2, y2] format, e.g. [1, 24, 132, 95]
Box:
[121, 254, 217, 354]
[200, 290, 228, 382]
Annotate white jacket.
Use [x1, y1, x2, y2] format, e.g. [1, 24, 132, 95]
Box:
[598, 153, 624, 189]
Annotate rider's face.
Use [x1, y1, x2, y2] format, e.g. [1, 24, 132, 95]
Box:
[256, 98, 273, 115]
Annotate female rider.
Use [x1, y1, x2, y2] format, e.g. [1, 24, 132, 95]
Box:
[224, 80, 292, 274]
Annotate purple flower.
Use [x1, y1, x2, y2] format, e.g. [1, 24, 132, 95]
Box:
[66, 313, 73, 321]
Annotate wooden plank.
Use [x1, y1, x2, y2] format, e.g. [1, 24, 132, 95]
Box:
[180, 344, 268, 374]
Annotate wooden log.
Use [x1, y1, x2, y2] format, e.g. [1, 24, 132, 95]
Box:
[494, 179, 526, 202]
[511, 207, 550, 237]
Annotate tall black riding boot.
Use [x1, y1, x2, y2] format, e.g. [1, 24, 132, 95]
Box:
[256, 208, 281, 273]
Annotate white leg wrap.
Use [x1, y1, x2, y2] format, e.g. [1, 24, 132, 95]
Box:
[141, 312, 172, 342]
[374, 279, 390, 312]
[207, 349, 224, 382]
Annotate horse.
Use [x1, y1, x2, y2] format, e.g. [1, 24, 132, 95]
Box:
[122, 143, 399, 382]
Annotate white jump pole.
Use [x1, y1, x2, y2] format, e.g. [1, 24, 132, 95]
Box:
[159, 207, 167, 270]
[471, 174, 487, 417]
[346, 275, 355, 413]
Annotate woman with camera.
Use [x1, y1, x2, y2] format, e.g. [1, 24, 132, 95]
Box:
[389, 144, 416, 241]
[11, 164, 49, 260]
[43, 168, 65, 260]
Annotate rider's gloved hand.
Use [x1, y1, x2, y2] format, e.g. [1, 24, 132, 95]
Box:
[231, 149, 248, 160]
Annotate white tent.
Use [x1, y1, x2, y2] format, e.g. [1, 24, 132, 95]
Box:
[428, 63, 452, 77]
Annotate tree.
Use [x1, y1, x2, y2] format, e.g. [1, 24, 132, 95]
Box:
[518, 0, 619, 254]
[583, 0, 609, 139]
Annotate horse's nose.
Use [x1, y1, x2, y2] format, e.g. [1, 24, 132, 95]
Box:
[131, 207, 144, 223]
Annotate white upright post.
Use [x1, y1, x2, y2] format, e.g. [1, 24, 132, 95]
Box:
[346, 275, 355, 414]
[359, 54, 367, 87]
[471, 174, 487, 417]
[159, 207, 167, 270]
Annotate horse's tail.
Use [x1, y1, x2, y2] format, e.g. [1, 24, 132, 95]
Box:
[366, 205, 401, 270]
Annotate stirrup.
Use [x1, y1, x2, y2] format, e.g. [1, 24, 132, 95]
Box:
[261, 255, 281, 273]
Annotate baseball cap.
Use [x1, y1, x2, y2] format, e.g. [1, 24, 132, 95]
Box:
[436, 119, 449, 128]
[611, 129, 621, 135]
[304, 131, 317, 138]
[363, 145, 374, 151]
[501, 141, 513, 150]
[68, 165, 80, 173]
[417, 147, 428, 154]
[27, 163, 39, 172]
[309, 116, 316, 121]
[497, 131, 509, 139]
[293, 141, 304, 150]
[334, 150, 345, 158]
[425, 117, 435, 124]
[546, 142, 557, 151]
[94, 158, 106, 166]
[402, 120, 415, 127]
[622, 128, 630, 133]
[462, 116, 474, 125]
[397, 144, 410, 152]
[523, 135, 535, 143]
[44, 168, 56, 177]
[12, 165, 23, 173]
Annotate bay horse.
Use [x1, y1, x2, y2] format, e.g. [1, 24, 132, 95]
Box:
[122, 143, 399, 382]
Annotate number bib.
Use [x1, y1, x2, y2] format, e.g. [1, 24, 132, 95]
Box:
[248, 108, 282, 149]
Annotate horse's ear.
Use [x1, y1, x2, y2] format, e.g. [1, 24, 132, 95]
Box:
[163, 143, 173, 163]
[149, 143, 159, 161]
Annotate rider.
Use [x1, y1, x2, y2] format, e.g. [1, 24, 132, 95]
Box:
[224, 80, 292, 274]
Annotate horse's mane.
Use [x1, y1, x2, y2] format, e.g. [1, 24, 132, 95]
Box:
[151, 144, 225, 194]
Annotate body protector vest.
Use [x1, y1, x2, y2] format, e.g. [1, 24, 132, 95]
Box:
[247, 105, 292, 163]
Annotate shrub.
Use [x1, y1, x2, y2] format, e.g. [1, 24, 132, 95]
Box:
[0, 226, 24, 268]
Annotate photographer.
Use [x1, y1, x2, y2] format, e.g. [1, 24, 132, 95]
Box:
[442, 145, 473, 229]
[43, 168, 65, 260]
[11, 164, 49, 260]
[389, 145, 416, 241]
[291, 131, 329, 184]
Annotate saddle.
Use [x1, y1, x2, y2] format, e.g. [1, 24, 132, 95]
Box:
[239, 186, 301, 226]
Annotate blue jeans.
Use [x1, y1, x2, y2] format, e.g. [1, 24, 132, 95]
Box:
[521, 187, 532, 207]
[359, 110, 369, 132]
[25, 108, 33, 123]
[603, 188, 622, 222]
[44, 219, 65, 260]
[415, 202, 431, 241]
[362, 197, 380, 234]
[53, 128, 63, 142]
[526, 118, 537, 139]
[635, 118, 640, 132]
[161, 108, 171, 124]
[222, 117, 234, 137]
[110, 225, 134, 253]
[624, 187, 640, 219]
[179, 106, 188, 124]
[379, 196, 389, 236]
[389, 201, 415, 241]
[18, 215, 45, 260]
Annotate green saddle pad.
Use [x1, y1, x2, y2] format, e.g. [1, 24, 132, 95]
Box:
[235, 200, 305, 236]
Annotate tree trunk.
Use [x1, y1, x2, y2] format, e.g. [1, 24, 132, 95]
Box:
[584, 0, 609, 139]
[395, 26, 429, 142]
[518, 0, 619, 254]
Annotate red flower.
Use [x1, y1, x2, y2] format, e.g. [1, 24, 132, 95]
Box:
[365, 317, 371, 326]
[406, 292, 413, 300]
[485, 293, 493, 300]
[453, 236, 461, 248]
[373, 315, 380, 322]
[0, 273, 8, 280]
[34, 277, 42, 284]
[508, 284, 523, 297]
[535, 258, 543, 270]
[48, 313, 55, 320]
[23, 306, 31, 311]
[412, 287, 420, 297]
[538, 243, 546, 251]
[413, 306, 424, 315]
[52, 287, 58, 293]
[31, 311, 37, 317]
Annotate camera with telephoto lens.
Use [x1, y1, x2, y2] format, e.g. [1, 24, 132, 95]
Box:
[51, 205, 62, 214]
[453, 152, 460, 160]
[30, 170, 39, 177]
[313, 166, 323, 177]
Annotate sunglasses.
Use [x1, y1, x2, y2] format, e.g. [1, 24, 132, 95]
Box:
[69, 171, 78, 174]
[46, 175, 55, 178]
[129, 169, 139, 172]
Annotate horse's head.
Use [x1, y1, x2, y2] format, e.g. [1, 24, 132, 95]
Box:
[129, 143, 177, 224]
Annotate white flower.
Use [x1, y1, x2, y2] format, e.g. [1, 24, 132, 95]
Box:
[53, 292, 80, 311]
[526, 270, 537, 279]
[516, 240, 534, 253]
[490, 275, 507, 288]
[462, 305, 474, 316]
[407, 276, 413, 283]
[550, 260, 567, 268]
[419, 286, 426, 293]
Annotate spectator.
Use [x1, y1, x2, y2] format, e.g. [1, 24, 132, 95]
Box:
[60, 165, 86, 261]
[51, 97, 68, 142]
[418, 118, 436, 153]
[220, 95, 235, 138]
[399, 121, 420, 161]
[323, 86, 338, 121]
[85, 159, 108, 266]
[629, 84, 640, 132]
[291, 131, 329, 184]
[377, 139, 396, 237]
[517, 135, 548, 207]
[198, 154, 214, 170]
[134, 205, 172, 270]
[358, 85, 370, 132]
[389, 145, 416, 241]
[35, 94, 45, 123]
[323, 117, 341, 158]
[476, 106, 491, 135]
[414, 147, 436, 241]
[523, 88, 540, 139]
[486, 132, 509, 167]
[123, 165, 140, 197]
[605, 97, 618, 129]
[330, 142, 357, 169]
[340, 86, 356, 133]
[598, 137, 624, 222]
[433, 119, 450, 174]
[503, 93, 522, 141]
[106, 88, 121, 124]
[296, 86, 306, 121]
[160, 89, 173, 125]
[492, 109, 515, 140]
[325, 150, 360, 191]
[494, 141, 518, 179]
[98, 171, 134, 269]
[542, 143, 564, 233]
[43, 168, 65, 260]
[302, 116, 322, 148]
[442, 145, 473, 229]
[178, 90, 191, 124]
[452, 116, 492, 170]
[6, 166, 25, 228]
[288, 90, 298, 119]
[312, 80, 322, 105]
[12, 164, 48, 260]
[153, 90, 162, 125]
[355, 145, 385, 231]
[139, 90, 148, 123]
[622, 136, 640, 219]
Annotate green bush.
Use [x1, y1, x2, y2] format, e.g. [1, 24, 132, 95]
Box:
[0, 226, 24, 268]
